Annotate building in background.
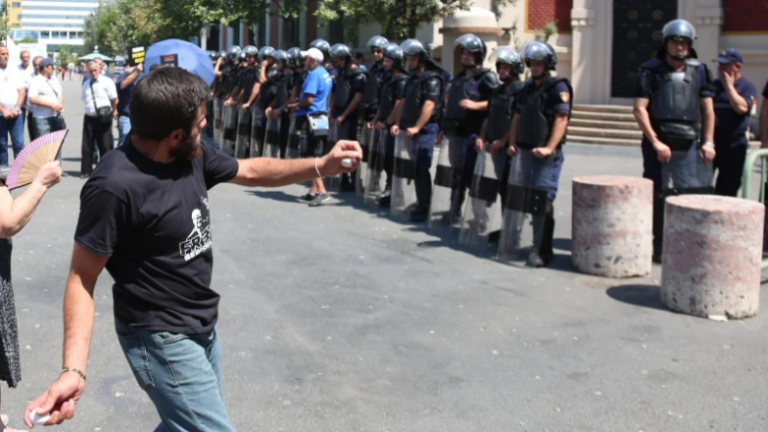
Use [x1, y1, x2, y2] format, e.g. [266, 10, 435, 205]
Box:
[8, 0, 109, 53]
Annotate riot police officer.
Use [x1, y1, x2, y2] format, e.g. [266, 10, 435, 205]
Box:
[362, 36, 389, 133]
[330, 43, 367, 191]
[219, 46, 242, 154]
[391, 39, 445, 222]
[478, 47, 525, 219]
[502, 41, 573, 268]
[373, 43, 409, 207]
[435, 34, 499, 227]
[310, 39, 337, 81]
[633, 19, 715, 262]
[265, 50, 294, 158]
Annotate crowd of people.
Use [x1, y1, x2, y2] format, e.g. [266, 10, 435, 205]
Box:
[0, 16, 761, 432]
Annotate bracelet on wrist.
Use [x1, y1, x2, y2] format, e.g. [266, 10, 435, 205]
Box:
[61, 367, 86, 382]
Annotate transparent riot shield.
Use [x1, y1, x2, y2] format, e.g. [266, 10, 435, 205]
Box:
[428, 135, 467, 231]
[325, 119, 341, 192]
[363, 128, 386, 206]
[459, 146, 507, 249]
[249, 106, 264, 157]
[497, 149, 551, 266]
[390, 133, 417, 219]
[262, 114, 281, 158]
[355, 122, 369, 196]
[235, 106, 251, 159]
[221, 104, 238, 156]
[213, 97, 223, 147]
[285, 117, 300, 159]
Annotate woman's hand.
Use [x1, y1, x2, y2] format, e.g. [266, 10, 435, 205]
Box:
[34, 161, 62, 190]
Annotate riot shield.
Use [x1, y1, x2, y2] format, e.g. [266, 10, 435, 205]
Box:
[390, 133, 417, 219]
[497, 149, 551, 266]
[205, 99, 214, 138]
[655, 146, 715, 255]
[262, 114, 281, 158]
[459, 145, 507, 249]
[363, 128, 386, 206]
[234, 105, 251, 159]
[221, 104, 238, 156]
[325, 119, 341, 192]
[250, 106, 264, 157]
[428, 135, 466, 230]
[285, 117, 300, 159]
[213, 97, 223, 147]
[355, 122, 368, 196]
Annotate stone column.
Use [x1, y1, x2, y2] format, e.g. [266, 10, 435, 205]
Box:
[661, 195, 764, 319]
[572, 176, 654, 278]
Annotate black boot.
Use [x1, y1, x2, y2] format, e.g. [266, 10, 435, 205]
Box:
[653, 192, 665, 263]
[410, 203, 430, 222]
[410, 167, 433, 223]
[528, 202, 555, 268]
[378, 186, 392, 208]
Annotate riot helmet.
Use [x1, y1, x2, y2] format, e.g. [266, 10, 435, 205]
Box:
[209, 51, 219, 60]
[243, 45, 258, 58]
[329, 43, 354, 67]
[237, 51, 247, 62]
[287, 47, 303, 68]
[490, 47, 524, 82]
[273, 49, 289, 68]
[383, 42, 404, 71]
[662, 19, 696, 60]
[310, 39, 331, 60]
[218, 50, 228, 60]
[367, 35, 389, 53]
[259, 46, 276, 62]
[521, 41, 557, 78]
[228, 45, 241, 60]
[455, 33, 486, 67]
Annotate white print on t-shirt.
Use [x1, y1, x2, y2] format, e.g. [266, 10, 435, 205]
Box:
[200, 196, 210, 210]
[179, 208, 212, 262]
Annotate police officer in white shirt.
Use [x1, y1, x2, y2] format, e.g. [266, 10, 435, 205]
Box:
[0, 46, 27, 167]
[80, 60, 118, 178]
[28, 58, 66, 141]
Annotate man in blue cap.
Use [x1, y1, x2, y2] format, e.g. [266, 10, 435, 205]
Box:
[711, 48, 759, 197]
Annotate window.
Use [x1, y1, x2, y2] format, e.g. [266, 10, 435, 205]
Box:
[41, 31, 50, 38]
[256, 13, 267, 47]
[11, 2, 20, 7]
[329, 14, 344, 44]
[282, 16, 299, 48]
[52, 31, 60, 38]
[231, 21, 240, 46]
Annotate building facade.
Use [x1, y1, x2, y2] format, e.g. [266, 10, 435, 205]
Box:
[7, 0, 108, 50]
[209, 0, 767, 108]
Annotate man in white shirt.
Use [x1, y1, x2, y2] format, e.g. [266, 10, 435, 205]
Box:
[0, 46, 27, 167]
[80, 60, 117, 178]
[28, 58, 65, 141]
[24, 55, 43, 139]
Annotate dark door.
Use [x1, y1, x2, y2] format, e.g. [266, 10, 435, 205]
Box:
[611, 0, 677, 98]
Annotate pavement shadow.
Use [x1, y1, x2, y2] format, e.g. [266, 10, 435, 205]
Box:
[553, 238, 572, 252]
[245, 190, 305, 205]
[606, 284, 666, 311]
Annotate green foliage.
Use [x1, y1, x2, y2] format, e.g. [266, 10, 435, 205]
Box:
[0, 0, 7, 44]
[16, 36, 36, 43]
[534, 21, 558, 43]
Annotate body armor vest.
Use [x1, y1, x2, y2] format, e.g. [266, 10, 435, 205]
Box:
[271, 70, 292, 109]
[401, 70, 444, 129]
[516, 77, 573, 150]
[645, 58, 702, 148]
[361, 62, 386, 117]
[442, 68, 489, 133]
[259, 67, 281, 109]
[377, 73, 408, 123]
[333, 67, 366, 111]
[487, 81, 524, 142]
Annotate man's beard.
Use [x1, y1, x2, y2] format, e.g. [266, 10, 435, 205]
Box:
[170, 131, 202, 161]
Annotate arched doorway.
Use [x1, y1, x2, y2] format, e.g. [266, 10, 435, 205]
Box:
[611, 0, 677, 98]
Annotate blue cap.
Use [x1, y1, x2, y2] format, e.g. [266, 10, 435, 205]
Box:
[714, 48, 743, 64]
[38, 58, 54, 68]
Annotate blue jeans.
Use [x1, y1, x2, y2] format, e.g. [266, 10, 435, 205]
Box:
[0, 114, 25, 166]
[115, 319, 236, 432]
[117, 115, 131, 147]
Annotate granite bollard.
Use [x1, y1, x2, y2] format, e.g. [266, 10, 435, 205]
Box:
[661, 195, 764, 319]
[572, 176, 654, 278]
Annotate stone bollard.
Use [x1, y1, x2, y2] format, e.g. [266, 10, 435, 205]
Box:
[572, 176, 653, 278]
[661, 195, 764, 319]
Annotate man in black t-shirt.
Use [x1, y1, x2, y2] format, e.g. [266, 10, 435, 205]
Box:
[25, 67, 363, 431]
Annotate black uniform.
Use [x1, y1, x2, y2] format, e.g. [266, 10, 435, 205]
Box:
[486, 80, 525, 206]
[377, 71, 409, 189]
[361, 60, 386, 122]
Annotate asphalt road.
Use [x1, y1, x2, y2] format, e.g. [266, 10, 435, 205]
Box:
[1, 77, 766, 431]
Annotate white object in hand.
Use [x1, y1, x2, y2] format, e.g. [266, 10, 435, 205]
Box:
[29, 410, 50, 425]
[341, 158, 353, 168]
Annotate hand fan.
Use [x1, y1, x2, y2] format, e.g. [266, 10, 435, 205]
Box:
[5, 129, 68, 190]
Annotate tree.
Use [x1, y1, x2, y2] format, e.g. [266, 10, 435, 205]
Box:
[0, 0, 8, 44]
[82, 4, 122, 56]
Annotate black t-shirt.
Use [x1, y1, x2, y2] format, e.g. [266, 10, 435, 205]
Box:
[75, 137, 240, 334]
